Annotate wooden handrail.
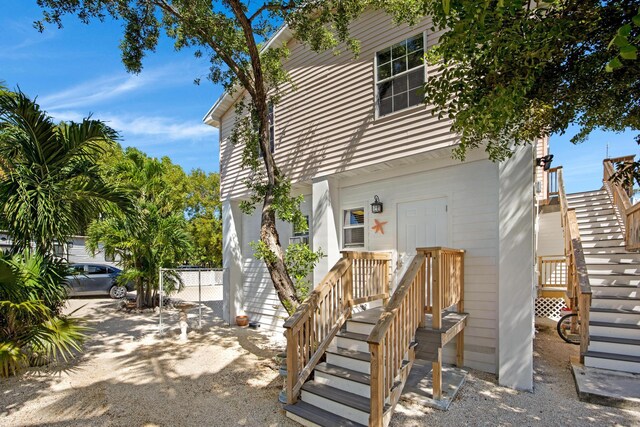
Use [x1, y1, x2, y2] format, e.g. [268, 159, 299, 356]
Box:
[367, 247, 464, 426]
[547, 166, 560, 199]
[603, 156, 640, 251]
[367, 254, 426, 426]
[557, 167, 592, 360]
[283, 251, 391, 405]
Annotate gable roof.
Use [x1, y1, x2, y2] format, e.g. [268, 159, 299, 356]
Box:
[202, 26, 294, 128]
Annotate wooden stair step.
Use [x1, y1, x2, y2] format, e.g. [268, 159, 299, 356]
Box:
[584, 351, 640, 364]
[592, 295, 640, 301]
[590, 307, 640, 314]
[301, 383, 391, 414]
[415, 312, 468, 360]
[314, 363, 371, 385]
[326, 347, 371, 363]
[589, 321, 640, 330]
[349, 308, 384, 325]
[336, 331, 370, 342]
[284, 401, 366, 427]
[590, 335, 640, 346]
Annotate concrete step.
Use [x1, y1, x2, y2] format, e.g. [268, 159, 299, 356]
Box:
[587, 264, 640, 275]
[584, 351, 640, 374]
[591, 285, 640, 298]
[314, 363, 371, 398]
[590, 307, 640, 325]
[591, 295, 640, 311]
[326, 348, 371, 374]
[285, 401, 366, 427]
[589, 336, 640, 357]
[584, 253, 640, 264]
[590, 321, 640, 339]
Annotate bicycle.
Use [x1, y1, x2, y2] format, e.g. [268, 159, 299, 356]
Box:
[556, 311, 580, 345]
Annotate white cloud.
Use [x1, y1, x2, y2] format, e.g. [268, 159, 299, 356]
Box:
[38, 64, 194, 110]
[48, 110, 216, 144]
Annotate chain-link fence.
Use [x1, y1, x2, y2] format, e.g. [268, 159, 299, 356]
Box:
[158, 268, 224, 335]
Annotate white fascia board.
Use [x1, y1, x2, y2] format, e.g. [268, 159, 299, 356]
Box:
[202, 25, 294, 128]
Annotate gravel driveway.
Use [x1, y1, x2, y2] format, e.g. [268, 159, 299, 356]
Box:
[1, 300, 638, 426]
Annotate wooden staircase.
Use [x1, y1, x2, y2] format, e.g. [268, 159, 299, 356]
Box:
[283, 249, 466, 427]
[567, 189, 640, 373]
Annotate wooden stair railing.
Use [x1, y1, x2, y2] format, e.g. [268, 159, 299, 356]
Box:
[558, 168, 592, 360]
[547, 166, 560, 202]
[367, 254, 426, 427]
[367, 247, 465, 426]
[419, 247, 466, 399]
[603, 156, 640, 251]
[283, 251, 391, 405]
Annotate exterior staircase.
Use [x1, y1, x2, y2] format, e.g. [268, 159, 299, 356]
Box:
[567, 189, 640, 373]
[284, 307, 399, 427]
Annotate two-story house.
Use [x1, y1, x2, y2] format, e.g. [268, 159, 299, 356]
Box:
[204, 9, 538, 417]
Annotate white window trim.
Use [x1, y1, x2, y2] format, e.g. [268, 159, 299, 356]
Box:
[342, 206, 367, 250]
[374, 31, 427, 120]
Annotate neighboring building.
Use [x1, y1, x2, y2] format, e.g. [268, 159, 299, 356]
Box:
[205, 9, 537, 392]
[0, 232, 119, 267]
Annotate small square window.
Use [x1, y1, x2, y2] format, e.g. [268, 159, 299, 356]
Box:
[343, 208, 365, 248]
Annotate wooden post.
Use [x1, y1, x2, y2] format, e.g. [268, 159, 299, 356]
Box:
[384, 258, 391, 305]
[433, 250, 442, 330]
[369, 342, 384, 427]
[456, 251, 465, 368]
[432, 348, 442, 401]
[345, 259, 353, 313]
[419, 257, 426, 328]
[285, 327, 298, 404]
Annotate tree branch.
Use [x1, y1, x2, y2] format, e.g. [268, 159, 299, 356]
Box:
[248, 0, 296, 22]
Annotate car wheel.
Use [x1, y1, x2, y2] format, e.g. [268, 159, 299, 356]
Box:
[109, 285, 127, 299]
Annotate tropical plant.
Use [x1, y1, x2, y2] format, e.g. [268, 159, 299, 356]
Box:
[185, 169, 222, 267]
[0, 251, 87, 377]
[88, 148, 193, 308]
[0, 90, 130, 254]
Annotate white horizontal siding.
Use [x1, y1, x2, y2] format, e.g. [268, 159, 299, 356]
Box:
[538, 211, 564, 257]
[219, 9, 459, 199]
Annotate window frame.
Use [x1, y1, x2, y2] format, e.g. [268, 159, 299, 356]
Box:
[374, 32, 427, 119]
[342, 206, 366, 249]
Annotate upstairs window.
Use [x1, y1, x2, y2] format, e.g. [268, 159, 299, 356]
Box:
[376, 33, 425, 117]
[343, 208, 365, 248]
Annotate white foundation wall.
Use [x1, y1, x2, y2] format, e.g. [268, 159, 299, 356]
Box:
[338, 158, 500, 374]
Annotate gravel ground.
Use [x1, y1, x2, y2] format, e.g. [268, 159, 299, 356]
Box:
[1, 300, 638, 427]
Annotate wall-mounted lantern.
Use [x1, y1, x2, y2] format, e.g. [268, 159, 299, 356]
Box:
[370, 195, 383, 214]
[536, 154, 554, 171]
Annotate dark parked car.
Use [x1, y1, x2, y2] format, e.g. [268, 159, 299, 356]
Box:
[66, 264, 133, 299]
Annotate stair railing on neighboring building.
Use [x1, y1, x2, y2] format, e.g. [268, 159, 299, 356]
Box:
[558, 168, 592, 360]
[603, 155, 640, 251]
[283, 251, 391, 405]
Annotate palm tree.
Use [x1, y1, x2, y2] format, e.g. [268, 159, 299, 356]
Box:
[0, 90, 130, 254]
[88, 149, 192, 308]
[0, 251, 87, 377]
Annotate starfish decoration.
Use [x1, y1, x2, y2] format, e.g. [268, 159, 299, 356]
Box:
[371, 219, 388, 234]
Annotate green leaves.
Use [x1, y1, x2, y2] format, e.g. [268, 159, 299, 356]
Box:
[606, 7, 640, 72]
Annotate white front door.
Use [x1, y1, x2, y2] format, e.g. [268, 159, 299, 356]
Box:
[397, 197, 448, 274]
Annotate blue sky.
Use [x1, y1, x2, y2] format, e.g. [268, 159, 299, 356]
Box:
[1, 1, 221, 173]
[1, 1, 638, 190]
